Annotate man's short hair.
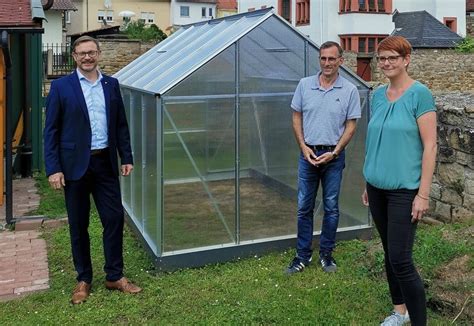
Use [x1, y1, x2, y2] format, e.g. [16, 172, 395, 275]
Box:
[72, 36, 100, 52]
[320, 41, 343, 57]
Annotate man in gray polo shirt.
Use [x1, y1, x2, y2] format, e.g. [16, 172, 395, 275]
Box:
[286, 41, 361, 274]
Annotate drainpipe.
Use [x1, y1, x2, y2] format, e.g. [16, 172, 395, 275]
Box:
[43, 0, 54, 10]
[1, 30, 13, 225]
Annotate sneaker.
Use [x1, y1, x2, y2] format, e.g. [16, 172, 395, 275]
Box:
[320, 254, 337, 273]
[285, 257, 311, 275]
[380, 311, 410, 326]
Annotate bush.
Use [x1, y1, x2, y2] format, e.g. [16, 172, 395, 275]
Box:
[124, 20, 167, 42]
[455, 36, 474, 53]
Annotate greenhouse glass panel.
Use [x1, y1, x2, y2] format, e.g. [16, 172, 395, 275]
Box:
[121, 89, 132, 211]
[162, 97, 236, 252]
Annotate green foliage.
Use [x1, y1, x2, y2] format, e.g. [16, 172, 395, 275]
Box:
[123, 20, 167, 42]
[455, 36, 474, 53]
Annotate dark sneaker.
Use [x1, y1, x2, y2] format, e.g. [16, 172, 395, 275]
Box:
[285, 257, 312, 275]
[320, 254, 337, 273]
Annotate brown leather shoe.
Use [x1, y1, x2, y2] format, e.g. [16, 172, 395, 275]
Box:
[105, 277, 142, 294]
[71, 281, 91, 304]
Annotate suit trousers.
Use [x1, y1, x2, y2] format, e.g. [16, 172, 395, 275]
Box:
[64, 150, 124, 283]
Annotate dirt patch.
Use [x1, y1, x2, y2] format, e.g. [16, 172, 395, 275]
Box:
[427, 255, 473, 323]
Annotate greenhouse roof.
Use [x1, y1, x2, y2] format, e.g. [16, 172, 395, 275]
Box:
[115, 8, 368, 96]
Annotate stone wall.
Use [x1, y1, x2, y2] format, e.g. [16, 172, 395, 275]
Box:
[429, 93, 474, 223]
[371, 49, 474, 92]
[467, 15, 474, 37]
[342, 51, 358, 76]
[98, 38, 156, 75]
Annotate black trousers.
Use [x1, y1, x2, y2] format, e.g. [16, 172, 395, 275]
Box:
[366, 183, 426, 326]
[64, 150, 124, 283]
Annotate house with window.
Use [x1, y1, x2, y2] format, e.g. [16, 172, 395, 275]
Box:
[68, 0, 171, 36]
[42, 0, 77, 46]
[238, 0, 466, 80]
[216, 0, 237, 18]
[171, 0, 217, 27]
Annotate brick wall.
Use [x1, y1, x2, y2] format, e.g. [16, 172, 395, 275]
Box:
[371, 49, 474, 92]
[429, 93, 473, 223]
[98, 38, 156, 76]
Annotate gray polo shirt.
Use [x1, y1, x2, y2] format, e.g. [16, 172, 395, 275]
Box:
[291, 73, 361, 146]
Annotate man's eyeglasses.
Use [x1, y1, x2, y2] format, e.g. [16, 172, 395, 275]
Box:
[376, 55, 403, 64]
[319, 56, 340, 63]
[74, 51, 99, 59]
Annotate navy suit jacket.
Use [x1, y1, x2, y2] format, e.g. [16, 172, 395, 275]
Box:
[44, 71, 133, 180]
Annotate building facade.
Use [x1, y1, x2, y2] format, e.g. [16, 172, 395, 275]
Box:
[238, 0, 466, 46]
[171, 0, 217, 26]
[68, 0, 172, 35]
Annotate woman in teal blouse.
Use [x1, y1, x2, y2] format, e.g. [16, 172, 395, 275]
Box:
[362, 36, 437, 326]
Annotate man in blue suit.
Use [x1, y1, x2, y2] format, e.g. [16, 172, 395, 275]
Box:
[44, 36, 141, 304]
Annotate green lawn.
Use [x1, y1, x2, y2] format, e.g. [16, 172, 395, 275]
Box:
[0, 175, 471, 325]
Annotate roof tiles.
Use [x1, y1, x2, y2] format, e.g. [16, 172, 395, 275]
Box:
[0, 0, 37, 27]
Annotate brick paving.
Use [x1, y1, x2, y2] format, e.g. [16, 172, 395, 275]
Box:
[0, 177, 50, 301]
[0, 178, 40, 226]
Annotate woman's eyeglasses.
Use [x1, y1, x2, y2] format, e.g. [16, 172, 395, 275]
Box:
[376, 55, 403, 64]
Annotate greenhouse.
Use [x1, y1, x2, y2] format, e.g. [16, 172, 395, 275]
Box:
[114, 8, 371, 270]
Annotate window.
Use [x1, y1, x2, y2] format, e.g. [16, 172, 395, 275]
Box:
[444, 17, 457, 33]
[340, 0, 391, 13]
[340, 34, 387, 53]
[209, 8, 213, 18]
[180, 6, 190, 17]
[358, 38, 366, 52]
[202, 7, 206, 17]
[97, 10, 104, 21]
[377, 0, 385, 11]
[65, 11, 71, 24]
[141, 12, 155, 24]
[296, 0, 310, 25]
[279, 0, 291, 22]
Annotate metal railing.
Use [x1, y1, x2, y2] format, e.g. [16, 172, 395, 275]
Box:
[42, 43, 74, 78]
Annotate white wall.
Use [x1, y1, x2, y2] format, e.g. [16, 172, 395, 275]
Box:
[43, 11, 64, 45]
[171, 0, 217, 26]
[238, 0, 276, 12]
[394, 0, 466, 36]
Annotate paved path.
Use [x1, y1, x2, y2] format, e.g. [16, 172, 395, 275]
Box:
[0, 177, 50, 300]
[0, 178, 40, 226]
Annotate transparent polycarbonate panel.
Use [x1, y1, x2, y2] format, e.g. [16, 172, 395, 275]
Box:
[162, 97, 235, 252]
[307, 45, 321, 76]
[142, 94, 161, 254]
[120, 88, 132, 212]
[337, 90, 370, 226]
[166, 45, 235, 97]
[239, 16, 305, 94]
[116, 11, 272, 94]
[239, 94, 298, 241]
[131, 91, 143, 231]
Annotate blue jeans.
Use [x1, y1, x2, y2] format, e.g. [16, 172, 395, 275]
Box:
[296, 150, 345, 261]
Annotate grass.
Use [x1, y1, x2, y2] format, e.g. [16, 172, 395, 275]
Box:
[0, 174, 472, 325]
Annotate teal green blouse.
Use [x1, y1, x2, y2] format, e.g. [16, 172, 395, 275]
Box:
[363, 81, 435, 190]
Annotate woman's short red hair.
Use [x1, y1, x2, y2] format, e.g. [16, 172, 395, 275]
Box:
[377, 36, 412, 56]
